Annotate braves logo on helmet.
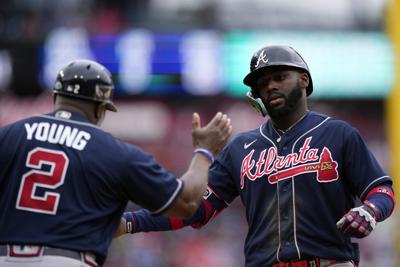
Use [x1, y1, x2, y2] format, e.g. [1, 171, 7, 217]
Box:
[254, 50, 269, 68]
[243, 45, 314, 100]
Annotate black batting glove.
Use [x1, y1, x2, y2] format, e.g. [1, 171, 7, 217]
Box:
[336, 201, 378, 238]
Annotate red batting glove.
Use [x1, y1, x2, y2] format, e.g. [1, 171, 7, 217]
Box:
[336, 201, 377, 238]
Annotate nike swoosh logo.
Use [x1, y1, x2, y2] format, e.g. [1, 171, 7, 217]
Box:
[244, 139, 257, 149]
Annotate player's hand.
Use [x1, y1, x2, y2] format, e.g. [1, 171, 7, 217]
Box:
[114, 217, 128, 238]
[336, 202, 377, 238]
[192, 112, 232, 156]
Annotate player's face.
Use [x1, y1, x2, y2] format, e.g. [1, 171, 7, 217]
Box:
[255, 70, 305, 118]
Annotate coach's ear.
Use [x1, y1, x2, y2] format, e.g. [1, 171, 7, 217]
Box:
[94, 103, 108, 126]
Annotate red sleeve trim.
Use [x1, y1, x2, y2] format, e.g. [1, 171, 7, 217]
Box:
[366, 185, 395, 205]
[168, 217, 185, 230]
[203, 199, 214, 219]
[191, 199, 215, 229]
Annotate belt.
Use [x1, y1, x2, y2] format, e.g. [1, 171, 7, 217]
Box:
[272, 258, 337, 267]
[0, 244, 98, 267]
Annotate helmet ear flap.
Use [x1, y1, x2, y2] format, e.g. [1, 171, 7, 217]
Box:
[246, 91, 268, 117]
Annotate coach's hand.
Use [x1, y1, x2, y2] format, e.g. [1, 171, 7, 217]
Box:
[192, 112, 232, 156]
[336, 202, 377, 238]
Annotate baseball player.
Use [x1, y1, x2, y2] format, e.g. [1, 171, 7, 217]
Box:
[0, 59, 232, 267]
[120, 45, 395, 267]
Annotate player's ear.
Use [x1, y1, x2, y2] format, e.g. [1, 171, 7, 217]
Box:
[298, 72, 310, 89]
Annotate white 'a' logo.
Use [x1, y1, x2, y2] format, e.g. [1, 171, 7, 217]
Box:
[254, 50, 269, 68]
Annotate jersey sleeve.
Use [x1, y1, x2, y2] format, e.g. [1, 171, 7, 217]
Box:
[343, 127, 392, 199]
[124, 186, 229, 233]
[208, 145, 240, 204]
[120, 144, 183, 215]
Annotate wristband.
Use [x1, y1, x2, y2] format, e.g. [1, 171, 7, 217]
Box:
[363, 200, 379, 220]
[123, 212, 136, 234]
[365, 185, 395, 205]
[193, 148, 215, 162]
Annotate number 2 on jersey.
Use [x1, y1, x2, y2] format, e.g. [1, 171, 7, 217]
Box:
[16, 147, 69, 215]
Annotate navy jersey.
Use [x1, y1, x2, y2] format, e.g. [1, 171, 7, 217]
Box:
[0, 111, 182, 264]
[209, 111, 391, 267]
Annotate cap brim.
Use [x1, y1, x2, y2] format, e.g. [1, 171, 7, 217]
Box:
[243, 68, 267, 87]
[243, 64, 313, 96]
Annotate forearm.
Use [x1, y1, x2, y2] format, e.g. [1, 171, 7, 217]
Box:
[364, 184, 395, 222]
[163, 111, 231, 218]
[128, 209, 175, 232]
[164, 153, 212, 218]
[114, 218, 128, 238]
[123, 209, 200, 234]
[122, 196, 225, 235]
[336, 183, 395, 238]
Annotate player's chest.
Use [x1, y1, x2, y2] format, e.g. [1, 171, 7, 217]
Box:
[236, 135, 343, 190]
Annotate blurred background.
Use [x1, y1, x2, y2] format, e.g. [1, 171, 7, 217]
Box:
[0, 0, 399, 266]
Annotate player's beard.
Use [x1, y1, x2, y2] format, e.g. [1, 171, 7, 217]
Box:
[263, 82, 302, 119]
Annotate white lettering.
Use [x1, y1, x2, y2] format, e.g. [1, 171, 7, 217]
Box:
[48, 123, 64, 144]
[59, 127, 78, 147]
[25, 123, 38, 140]
[72, 131, 91, 150]
[24, 122, 91, 151]
[35, 122, 50, 141]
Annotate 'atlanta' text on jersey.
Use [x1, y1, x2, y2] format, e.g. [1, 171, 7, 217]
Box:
[240, 137, 338, 188]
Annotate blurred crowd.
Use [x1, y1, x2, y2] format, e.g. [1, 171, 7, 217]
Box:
[0, 0, 389, 43]
[0, 0, 396, 266]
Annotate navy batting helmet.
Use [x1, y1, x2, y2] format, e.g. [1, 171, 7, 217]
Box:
[243, 45, 313, 96]
[53, 59, 117, 112]
[243, 45, 312, 116]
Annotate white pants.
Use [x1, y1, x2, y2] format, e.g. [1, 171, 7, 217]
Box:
[322, 260, 356, 267]
[0, 255, 86, 267]
[0, 245, 98, 267]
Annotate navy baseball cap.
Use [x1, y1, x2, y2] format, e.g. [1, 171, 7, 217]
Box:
[243, 45, 313, 96]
